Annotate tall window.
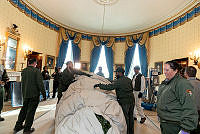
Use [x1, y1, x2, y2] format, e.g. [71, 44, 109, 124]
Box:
[61, 40, 73, 71]
[127, 43, 141, 79]
[94, 45, 109, 78]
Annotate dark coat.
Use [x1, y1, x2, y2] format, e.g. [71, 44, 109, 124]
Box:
[21, 66, 46, 99]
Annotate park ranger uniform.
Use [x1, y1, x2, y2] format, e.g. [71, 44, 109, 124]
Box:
[157, 74, 198, 134]
[95, 75, 135, 134]
[0, 64, 8, 121]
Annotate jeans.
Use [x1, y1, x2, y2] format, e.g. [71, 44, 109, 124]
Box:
[43, 80, 50, 98]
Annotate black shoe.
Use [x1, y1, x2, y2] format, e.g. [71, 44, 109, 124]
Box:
[134, 117, 137, 120]
[13, 125, 24, 134]
[0, 117, 4, 121]
[23, 128, 35, 134]
[140, 117, 146, 124]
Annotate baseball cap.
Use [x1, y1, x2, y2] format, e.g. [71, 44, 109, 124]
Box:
[134, 66, 140, 70]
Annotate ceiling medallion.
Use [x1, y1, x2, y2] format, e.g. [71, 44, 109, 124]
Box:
[94, 0, 119, 5]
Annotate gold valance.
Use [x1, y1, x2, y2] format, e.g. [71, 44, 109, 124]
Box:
[126, 36, 134, 47]
[107, 37, 114, 47]
[92, 36, 114, 47]
[138, 32, 148, 45]
[92, 36, 101, 47]
[73, 33, 82, 44]
[126, 32, 149, 47]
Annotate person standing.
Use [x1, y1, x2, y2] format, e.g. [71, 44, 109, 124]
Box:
[96, 66, 105, 77]
[42, 66, 50, 99]
[132, 66, 146, 124]
[94, 67, 135, 134]
[184, 66, 200, 134]
[51, 67, 62, 98]
[0, 64, 9, 122]
[58, 61, 91, 103]
[157, 61, 198, 134]
[13, 58, 46, 134]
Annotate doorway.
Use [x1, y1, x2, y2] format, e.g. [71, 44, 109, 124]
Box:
[27, 51, 43, 71]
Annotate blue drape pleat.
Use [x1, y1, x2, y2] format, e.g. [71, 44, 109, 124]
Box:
[56, 40, 69, 68]
[138, 44, 148, 77]
[72, 42, 80, 63]
[104, 46, 113, 80]
[90, 46, 102, 72]
[125, 45, 136, 76]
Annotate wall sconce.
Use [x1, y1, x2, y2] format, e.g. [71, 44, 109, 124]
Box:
[23, 45, 33, 60]
[190, 50, 200, 69]
[0, 35, 6, 46]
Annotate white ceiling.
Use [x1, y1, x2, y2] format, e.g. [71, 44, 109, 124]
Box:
[24, 0, 198, 35]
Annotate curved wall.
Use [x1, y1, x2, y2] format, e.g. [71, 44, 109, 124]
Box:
[0, 0, 58, 71]
[149, 15, 200, 80]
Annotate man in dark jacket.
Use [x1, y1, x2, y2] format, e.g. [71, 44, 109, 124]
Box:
[41, 66, 50, 99]
[94, 67, 135, 134]
[52, 67, 61, 98]
[184, 66, 200, 134]
[13, 58, 46, 134]
[57, 61, 91, 103]
[0, 64, 9, 122]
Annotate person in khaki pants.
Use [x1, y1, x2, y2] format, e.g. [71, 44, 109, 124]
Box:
[132, 66, 146, 124]
[13, 58, 46, 134]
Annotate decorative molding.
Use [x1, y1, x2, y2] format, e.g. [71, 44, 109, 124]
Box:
[8, 0, 59, 32]
[8, 0, 199, 38]
[149, 3, 200, 37]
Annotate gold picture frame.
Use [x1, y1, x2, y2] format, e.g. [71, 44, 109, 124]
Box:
[154, 61, 163, 74]
[45, 55, 55, 69]
[4, 27, 20, 71]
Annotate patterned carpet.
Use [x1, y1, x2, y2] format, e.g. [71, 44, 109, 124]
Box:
[2, 101, 21, 112]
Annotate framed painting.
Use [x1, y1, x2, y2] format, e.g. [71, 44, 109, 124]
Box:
[154, 61, 163, 74]
[46, 55, 55, 69]
[81, 62, 89, 71]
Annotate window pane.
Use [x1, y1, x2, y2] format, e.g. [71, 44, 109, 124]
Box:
[61, 40, 73, 71]
[94, 45, 109, 78]
[127, 43, 141, 79]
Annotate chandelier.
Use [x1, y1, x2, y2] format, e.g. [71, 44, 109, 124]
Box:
[94, 0, 119, 5]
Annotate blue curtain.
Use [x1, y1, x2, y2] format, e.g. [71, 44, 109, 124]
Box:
[104, 46, 113, 80]
[138, 44, 148, 77]
[56, 40, 69, 68]
[125, 45, 136, 76]
[68, 33, 81, 63]
[90, 46, 102, 72]
[72, 42, 80, 63]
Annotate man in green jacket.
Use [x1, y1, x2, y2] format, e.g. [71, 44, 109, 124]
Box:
[157, 61, 198, 134]
[13, 58, 46, 134]
[94, 67, 135, 134]
[184, 66, 200, 134]
[0, 64, 9, 122]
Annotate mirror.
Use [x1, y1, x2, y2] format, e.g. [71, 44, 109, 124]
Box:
[4, 27, 20, 71]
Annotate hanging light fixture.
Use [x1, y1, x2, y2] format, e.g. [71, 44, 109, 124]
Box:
[94, 0, 119, 35]
[94, 0, 119, 5]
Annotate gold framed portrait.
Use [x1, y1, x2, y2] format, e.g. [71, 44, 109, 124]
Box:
[45, 55, 55, 69]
